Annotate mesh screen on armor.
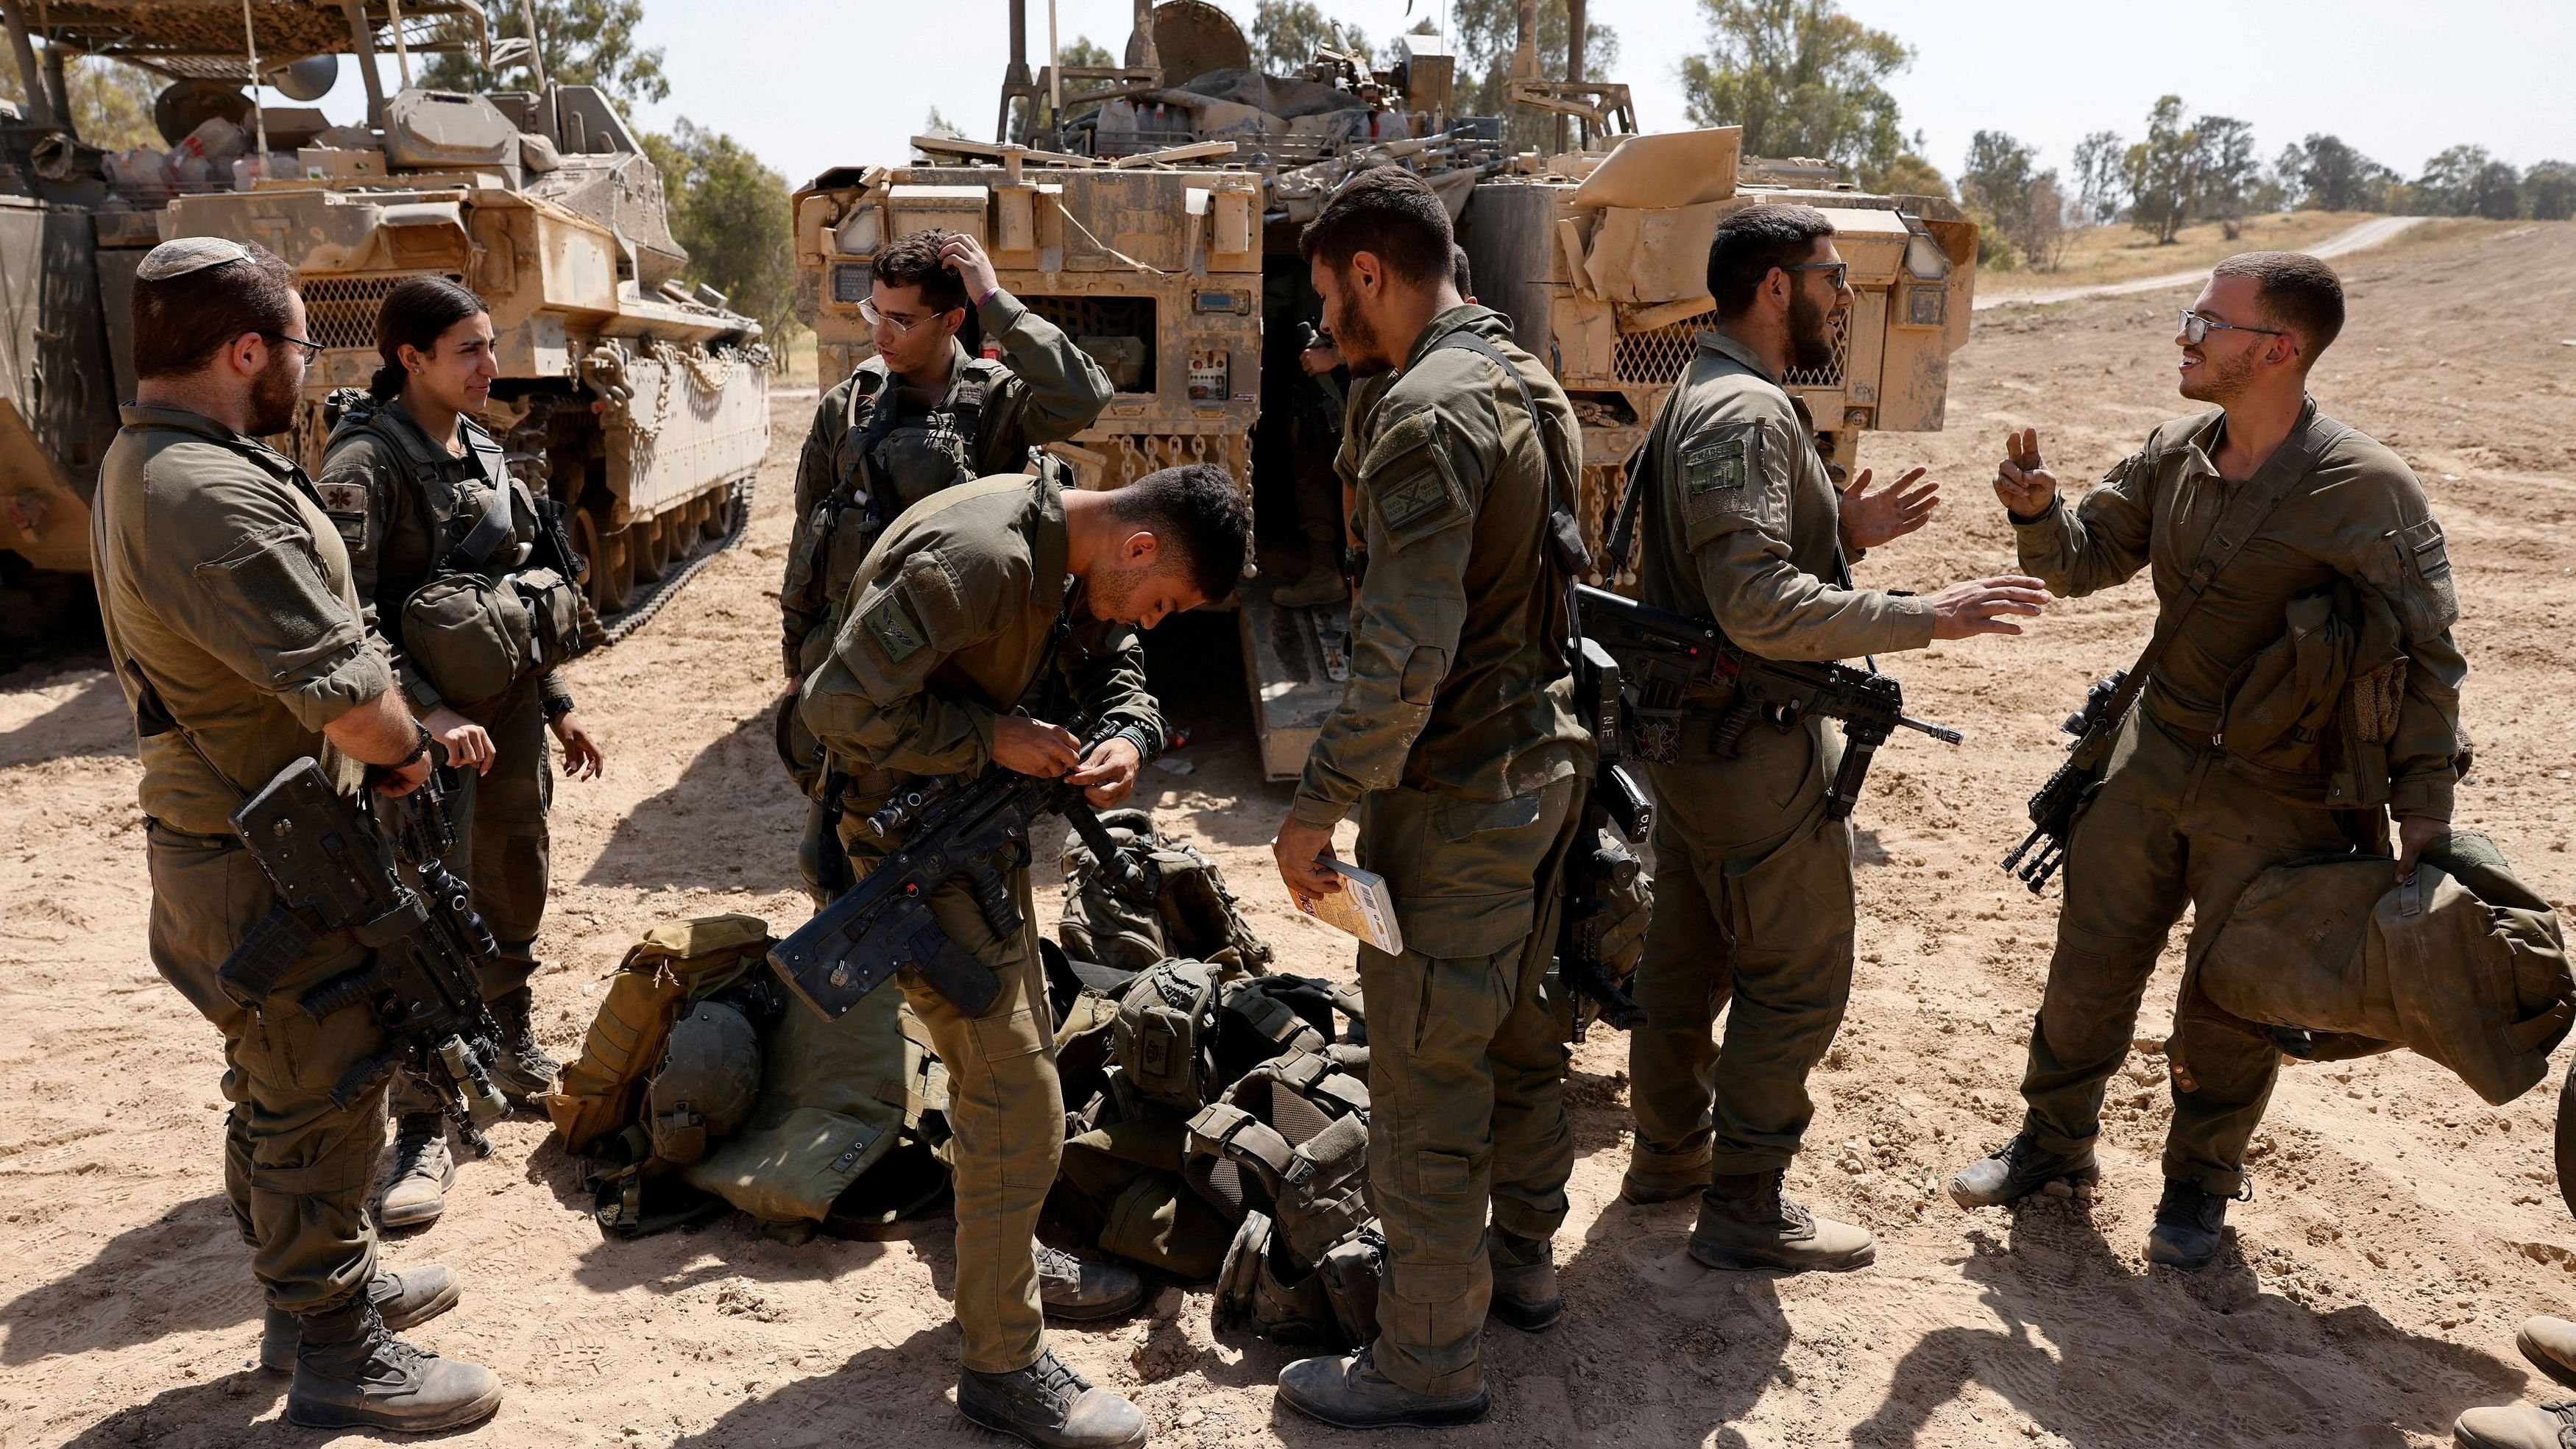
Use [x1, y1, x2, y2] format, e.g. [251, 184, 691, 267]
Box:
[302, 272, 459, 352]
[1613, 310, 1847, 390]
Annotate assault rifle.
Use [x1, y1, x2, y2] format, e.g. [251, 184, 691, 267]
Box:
[1558, 589, 1653, 1035]
[2000, 670, 2128, 894]
[771, 729, 1149, 1021]
[218, 756, 511, 1157]
[1572, 583, 1961, 821]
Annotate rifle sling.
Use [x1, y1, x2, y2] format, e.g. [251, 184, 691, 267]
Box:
[2069, 406, 2352, 770]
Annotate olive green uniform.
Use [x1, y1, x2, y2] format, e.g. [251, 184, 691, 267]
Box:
[797, 473, 1161, 1375]
[1295, 305, 1592, 1399]
[92, 404, 400, 1314]
[2008, 400, 2466, 1195]
[779, 289, 1114, 681]
[1622, 331, 1938, 1192]
[320, 400, 567, 1002]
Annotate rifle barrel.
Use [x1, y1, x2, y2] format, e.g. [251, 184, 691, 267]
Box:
[1898, 715, 1964, 745]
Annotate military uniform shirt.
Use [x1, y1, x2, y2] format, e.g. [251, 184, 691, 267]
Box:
[1635, 330, 1935, 661]
[796, 473, 1161, 807]
[2013, 397, 2467, 820]
[1291, 305, 1592, 829]
[782, 288, 1116, 676]
[93, 404, 394, 836]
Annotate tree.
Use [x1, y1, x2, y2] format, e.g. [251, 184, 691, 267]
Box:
[2195, 115, 2260, 236]
[2070, 130, 2125, 226]
[639, 119, 791, 334]
[2121, 96, 2201, 244]
[422, 0, 668, 108]
[1446, 0, 1619, 152]
[1680, 0, 1911, 181]
[2413, 146, 2523, 219]
[2524, 160, 2576, 221]
[2279, 133, 2398, 212]
[0, 53, 160, 151]
[1958, 129, 2036, 265]
[2023, 174, 2069, 270]
[1251, 1, 1368, 71]
[1866, 151, 1949, 199]
[1013, 35, 1114, 141]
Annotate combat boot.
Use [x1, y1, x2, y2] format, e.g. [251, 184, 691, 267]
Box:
[1947, 1132, 2100, 1209]
[1275, 1345, 1489, 1429]
[286, 1299, 503, 1432]
[956, 1347, 1148, 1449]
[1036, 1244, 1147, 1322]
[1688, 1169, 1875, 1272]
[2520, 1315, 2576, 1389]
[375, 1113, 453, 1230]
[2142, 1179, 2230, 1271]
[1270, 560, 1347, 609]
[260, 1264, 459, 1372]
[1621, 1150, 1709, 1205]
[2452, 1400, 2576, 1449]
[1487, 1228, 1563, 1332]
[486, 986, 559, 1105]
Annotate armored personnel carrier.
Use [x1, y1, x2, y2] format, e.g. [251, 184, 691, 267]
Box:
[0, 0, 767, 641]
[790, 1, 1975, 776]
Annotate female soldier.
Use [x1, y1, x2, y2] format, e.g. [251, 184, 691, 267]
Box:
[317, 277, 604, 1227]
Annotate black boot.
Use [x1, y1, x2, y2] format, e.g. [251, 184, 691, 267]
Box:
[1036, 1244, 1147, 1322]
[261, 1264, 459, 1372]
[956, 1348, 1147, 1449]
[486, 986, 558, 1105]
[286, 1298, 503, 1432]
[2143, 1179, 2231, 1271]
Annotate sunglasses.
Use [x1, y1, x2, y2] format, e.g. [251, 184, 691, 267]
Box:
[263, 331, 324, 360]
[1782, 261, 1850, 291]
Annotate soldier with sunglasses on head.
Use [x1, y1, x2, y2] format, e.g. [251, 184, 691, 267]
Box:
[779, 229, 1114, 897]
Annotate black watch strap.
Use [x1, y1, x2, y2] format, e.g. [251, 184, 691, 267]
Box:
[542, 694, 576, 723]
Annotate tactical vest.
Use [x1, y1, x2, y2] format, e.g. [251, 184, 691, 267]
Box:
[1191, 1051, 1385, 1350]
[796, 354, 1014, 628]
[328, 392, 582, 704]
[1061, 807, 1278, 978]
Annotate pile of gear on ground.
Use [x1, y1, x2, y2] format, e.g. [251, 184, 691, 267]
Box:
[537, 807, 1538, 1350]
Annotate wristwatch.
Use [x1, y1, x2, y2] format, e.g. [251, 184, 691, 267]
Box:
[542, 694, 576, 724]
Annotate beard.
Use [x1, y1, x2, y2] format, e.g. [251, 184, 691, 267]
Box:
[1082, 561, 1147, 623]
[1333, 304, 1392, 378]
[1788, 288, 1841, 374]
[247, 350, 302, 437]
[2177, 345, 2256, 404]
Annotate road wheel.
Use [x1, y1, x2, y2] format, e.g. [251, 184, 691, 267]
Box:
[572, 508, 633, 614]
[698, 491, 726, 539]
[634, 513, 673, 583]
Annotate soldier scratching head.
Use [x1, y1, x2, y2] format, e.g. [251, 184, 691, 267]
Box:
[369, 276, 497, 416]
[1706, 203, 1850, 377]
[866, 228, 974, 379]
[130, 237, 311, 437]
[1300, 167, 1462, 376]
[1065, 462, 1253, 630]
[2176, 252, 2343, 406]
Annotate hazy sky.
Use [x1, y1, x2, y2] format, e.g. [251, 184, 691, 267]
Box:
[280, 1, 2575, 194]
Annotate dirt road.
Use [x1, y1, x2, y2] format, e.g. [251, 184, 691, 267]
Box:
[2, 219, 2571, 1449]
[1978, 216, 2429, 308]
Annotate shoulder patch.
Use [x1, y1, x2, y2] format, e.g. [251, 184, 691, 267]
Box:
[1361, 410, 1468, 549]
[1680, 417, 1783, 536]
[314, 478, 368, 517]
[863, 589, 930, 663]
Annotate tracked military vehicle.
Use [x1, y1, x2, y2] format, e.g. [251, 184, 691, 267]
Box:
[0, 0, 767, 641]
[790, 1, 1975, 777]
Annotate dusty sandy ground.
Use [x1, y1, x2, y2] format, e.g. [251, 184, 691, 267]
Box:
[2, 219, 2572, 1449]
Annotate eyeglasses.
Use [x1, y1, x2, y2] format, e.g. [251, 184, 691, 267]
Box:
[858, 297, 954, 336]
[2178, 309, 2284, 346]
[264, 331, 324, 361]
[1782, 261, 1850, 291]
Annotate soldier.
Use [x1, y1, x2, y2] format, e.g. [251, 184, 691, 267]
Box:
[779, 230, 1114, 896]
[319, 277, 605, 1229]
[1267, 169, 1590, 1430]
[92, 238, 500, 1430]
[1618, 205, 2049, 1272]
[1948, 252, 2468, 1272]
[799, 461, 1251, 1449]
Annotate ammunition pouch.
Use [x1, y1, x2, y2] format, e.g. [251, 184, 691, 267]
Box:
[1110, 959, 1223, 1112]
